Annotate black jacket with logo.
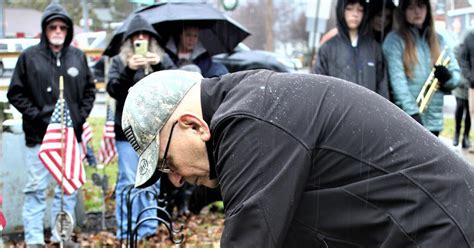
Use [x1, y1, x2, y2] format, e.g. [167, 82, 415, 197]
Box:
[7, 3, 96, 146]
[201, 70, 474, 247]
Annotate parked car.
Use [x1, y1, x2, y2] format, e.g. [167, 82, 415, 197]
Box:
[0, 38, 40, 76]
[212, 43, 298, 73]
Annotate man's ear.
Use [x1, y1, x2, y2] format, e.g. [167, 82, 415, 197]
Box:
[177, 113, 211, 141]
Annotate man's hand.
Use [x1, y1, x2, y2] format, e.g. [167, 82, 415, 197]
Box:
[145, 52, 161, 65]
[128, 54, 147, 70]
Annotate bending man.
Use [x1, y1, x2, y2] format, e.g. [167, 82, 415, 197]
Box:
[122, 69, 474, 247]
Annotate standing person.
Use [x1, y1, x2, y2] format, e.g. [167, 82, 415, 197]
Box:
[383, 0, 460, 136]
[163, 23, 227, 217]
[122, 69, 474, 247]
[457, 29, 474, 152]
[314, 0, 389, 99]
[453, 44, 471, 148]
[367, 0, 395, 43]
[106, 14, 175, 241]
[165, 24, 228, 78]
[6, 2, 96, 247]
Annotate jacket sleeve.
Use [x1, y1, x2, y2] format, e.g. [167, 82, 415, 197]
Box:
[106, 56, 136, 101]
[439, 36, 461, 90]
[382, 34, 419, 115]
[151, 53, 176, 71]
[80, 53, 96, 121]
[313, 44, 329, 75]
[459, 33, 474, 85]
[6, 52, 41, 121]
[214, 117, 311, 247]
[375, 43, 389, 99]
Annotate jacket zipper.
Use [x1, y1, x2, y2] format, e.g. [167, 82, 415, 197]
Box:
[56, 52, 61, 67]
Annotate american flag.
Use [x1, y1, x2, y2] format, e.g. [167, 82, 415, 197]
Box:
[99, 103, 116, 164]
[38, 99, 85, 195]
[81, 121, 93, 161]
[0, 195, 5, 231]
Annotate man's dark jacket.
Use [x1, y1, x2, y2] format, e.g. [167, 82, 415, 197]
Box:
[314, 0, 388, 99]
[7, 2, 95, 146]
[201, 70, 474, 247]
[107, 14, 175, 141]
[458, 30, 474, 88]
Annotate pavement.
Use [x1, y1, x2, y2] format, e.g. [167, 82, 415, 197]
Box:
[0, 70, 473, 164]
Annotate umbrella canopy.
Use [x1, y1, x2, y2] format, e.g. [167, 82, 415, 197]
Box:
[103, 2, 250, 57]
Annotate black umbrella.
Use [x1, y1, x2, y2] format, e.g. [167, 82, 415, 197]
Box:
[103, 2, 250, 57]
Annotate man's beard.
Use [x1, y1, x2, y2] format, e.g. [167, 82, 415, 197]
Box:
[49, 37, 65, 46]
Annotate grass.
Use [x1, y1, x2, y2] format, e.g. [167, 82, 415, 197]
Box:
[441, 117, 455, 139]
[82, 117, 118, 212]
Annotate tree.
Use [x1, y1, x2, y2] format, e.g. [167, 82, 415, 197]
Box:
[229, 0, 268, 50]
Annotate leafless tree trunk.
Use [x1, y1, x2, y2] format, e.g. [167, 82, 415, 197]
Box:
[264, 0, 274, 51]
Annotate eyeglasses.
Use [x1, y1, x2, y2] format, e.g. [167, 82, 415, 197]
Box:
[159, 121, 178, 173]
[47, 24, 68, 32]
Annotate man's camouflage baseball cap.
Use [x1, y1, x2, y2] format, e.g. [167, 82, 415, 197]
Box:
[122, 70, 203, 188]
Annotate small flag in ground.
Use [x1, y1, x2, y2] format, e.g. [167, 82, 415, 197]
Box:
[0, 195, 5, 231]
[38, 99, 85, 195]
[81, 121, 93, 161]
[99, 103, 116, 164]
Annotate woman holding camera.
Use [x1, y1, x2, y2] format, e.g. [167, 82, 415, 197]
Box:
[106, 14, 175, 242]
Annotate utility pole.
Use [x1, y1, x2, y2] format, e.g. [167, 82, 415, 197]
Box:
[0, 0, 4, 38]
[82, 0, 89, 32]
[264, 0, 274, 51]
[310, 0, 321, 68]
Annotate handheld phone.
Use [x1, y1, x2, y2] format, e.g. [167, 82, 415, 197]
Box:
[134, 40, 148, 56]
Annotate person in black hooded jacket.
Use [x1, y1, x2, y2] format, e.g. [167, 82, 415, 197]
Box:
[6, 2, 95, 247]
[314, 0, 389, 99]
[106, 14, 175, 241]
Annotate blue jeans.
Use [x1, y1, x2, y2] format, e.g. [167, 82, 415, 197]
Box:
[115, 141, 160, 240]
[23, 145, 77, 245]
[85, 144, 97, 166]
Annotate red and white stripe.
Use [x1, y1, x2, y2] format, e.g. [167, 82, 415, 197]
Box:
[39, 124, 85, 194]
[99, 120, 116, 164]
[81, 121, 93, 160]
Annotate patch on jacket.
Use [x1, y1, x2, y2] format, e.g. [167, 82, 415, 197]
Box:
[367, 62, 375, 66]
[67, 67, 79, 77]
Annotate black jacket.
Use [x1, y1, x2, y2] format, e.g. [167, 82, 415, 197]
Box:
[107, 14, 175, 141]
[314, 0, 388, 99]
[458, 30, 474, 88]
[7, 2, 95, 146]
[201, 70, 474, 247]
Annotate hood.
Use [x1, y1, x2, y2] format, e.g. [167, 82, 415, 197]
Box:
[336, 0, 369, 41]
[40, 2, 73, 49]
[123, 14, 160, 42]
[165, 37, 207, 60]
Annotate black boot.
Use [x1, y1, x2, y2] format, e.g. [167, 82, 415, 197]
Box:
[453, 132, 460, 146]
[462, 134, 471, 148]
